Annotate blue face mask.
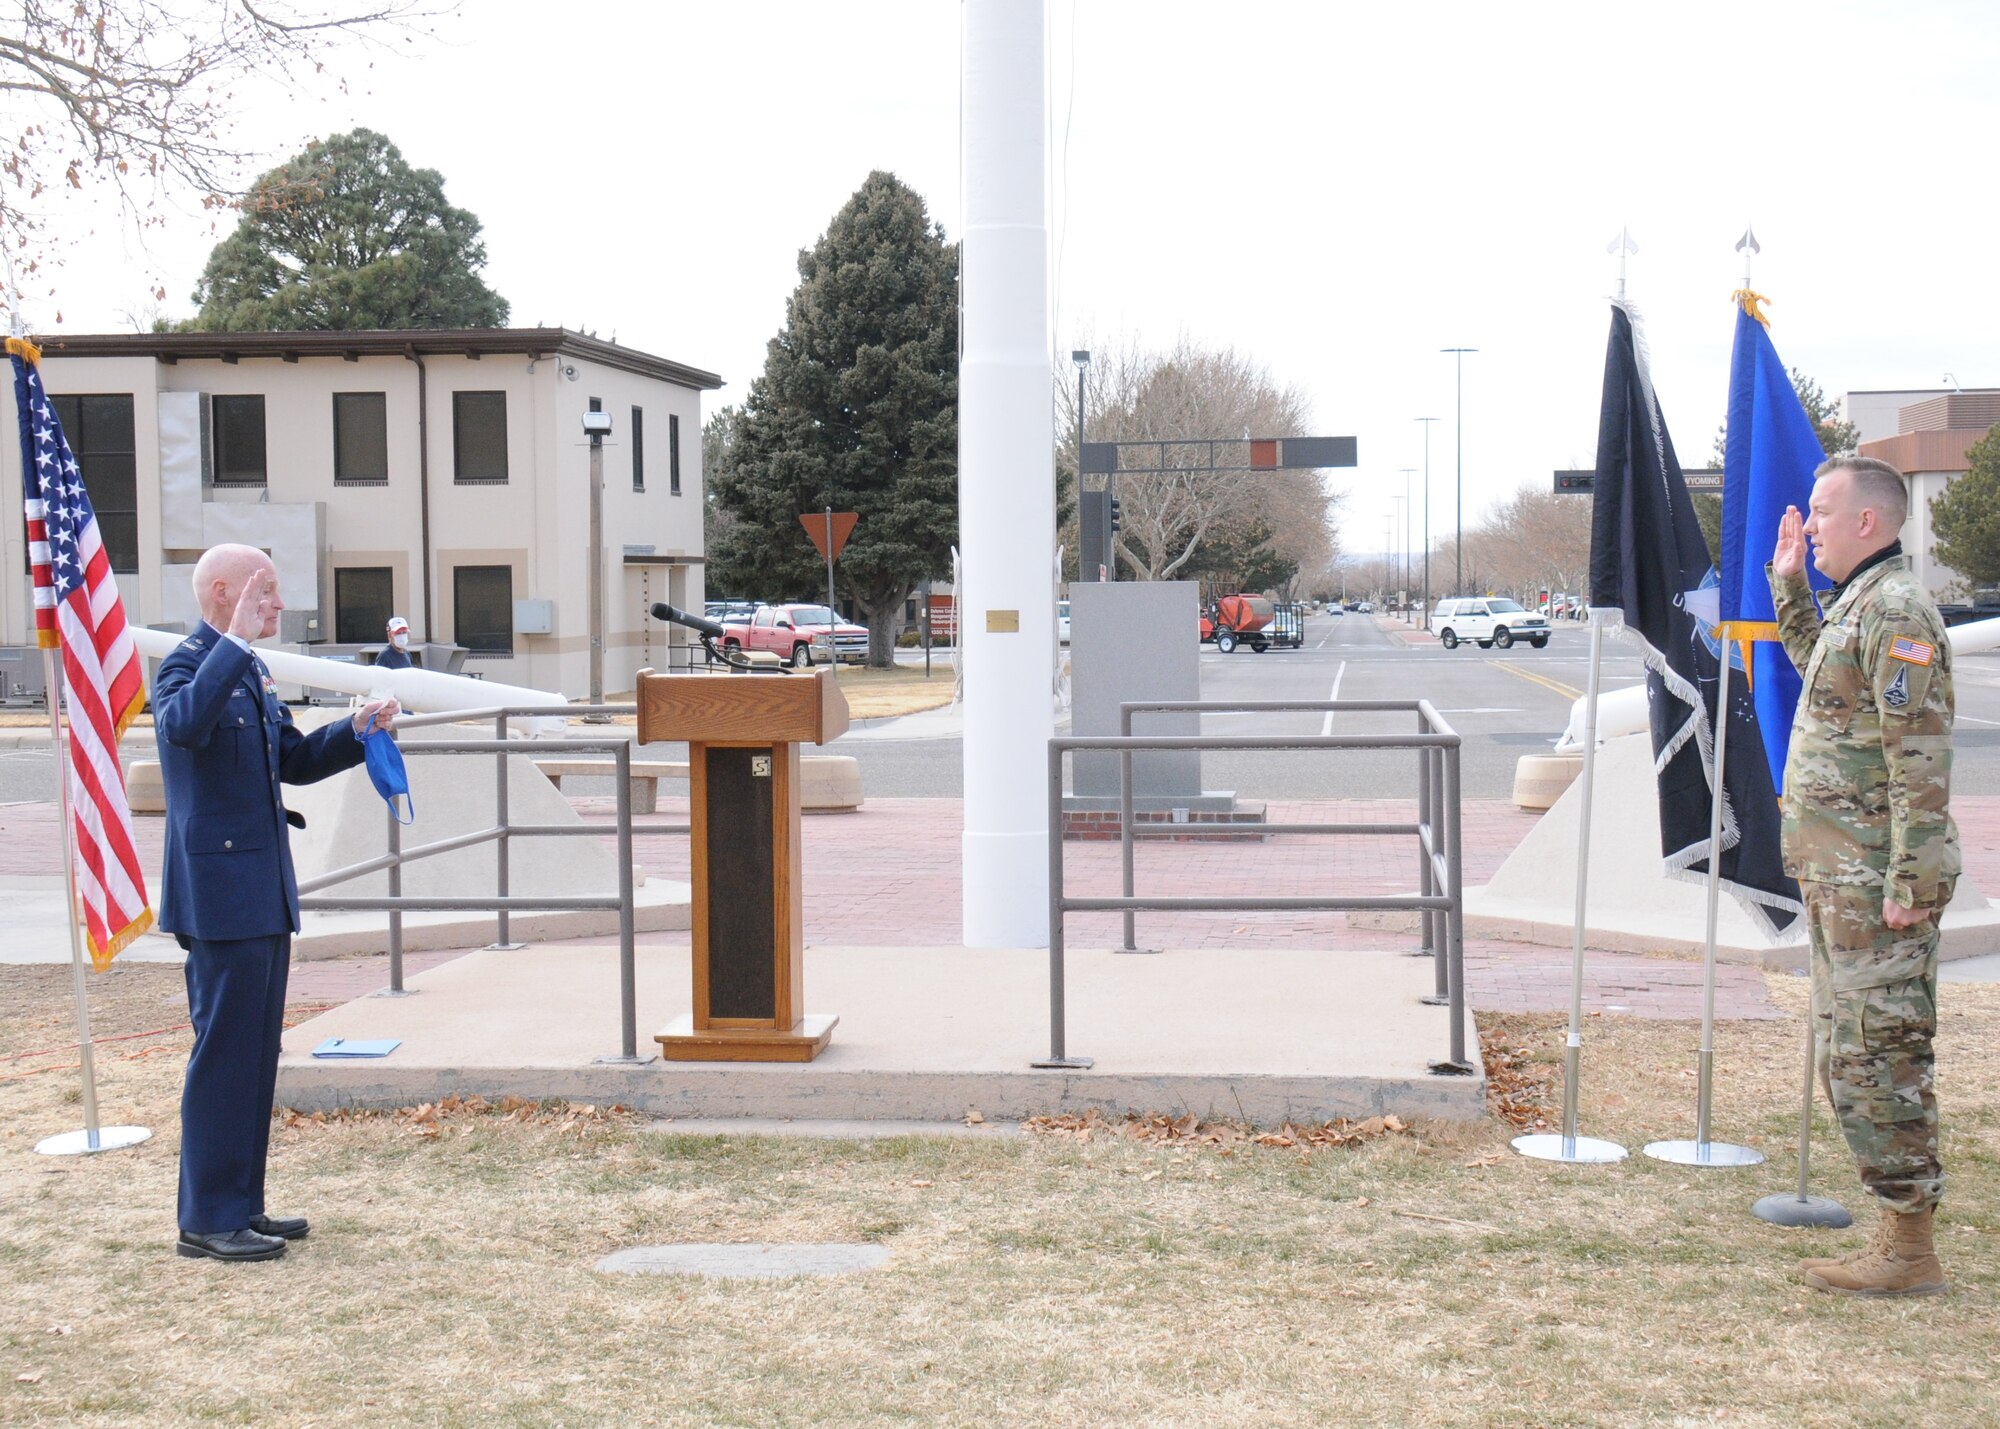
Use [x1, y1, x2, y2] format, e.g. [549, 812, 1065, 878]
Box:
[363, 728, 415, 824]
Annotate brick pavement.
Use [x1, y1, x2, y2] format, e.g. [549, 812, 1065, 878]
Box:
[15, 790, 2000, 1022]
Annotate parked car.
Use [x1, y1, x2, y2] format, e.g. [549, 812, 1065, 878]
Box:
[1431, 596, 1550, 650]
[718, 603, 869, 666]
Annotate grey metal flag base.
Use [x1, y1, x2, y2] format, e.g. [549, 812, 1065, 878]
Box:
[1642, 1138, 1764, 1168]
[1513, 1131, 1629, 1164]
[1752, 1191, 1852, 1227]
[1751, 1008, 1851, 1226]
[36, 1125, 152, 1156]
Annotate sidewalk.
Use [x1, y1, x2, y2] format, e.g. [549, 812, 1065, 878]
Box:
[16, 788, 2000, 1019]
[1372, 614, 1437, 646]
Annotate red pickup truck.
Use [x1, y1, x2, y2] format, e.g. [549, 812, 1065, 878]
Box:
[718, 604, 870, 667]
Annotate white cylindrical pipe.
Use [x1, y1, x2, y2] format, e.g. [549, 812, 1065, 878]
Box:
[1555, 614, 2000, 751]
[129, 626, 567, 729]
[960, 0, 1055, 948]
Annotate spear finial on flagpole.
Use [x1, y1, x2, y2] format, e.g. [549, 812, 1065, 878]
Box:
[1732, 227, 1771, 327]
[1607, 226, 1638, 301]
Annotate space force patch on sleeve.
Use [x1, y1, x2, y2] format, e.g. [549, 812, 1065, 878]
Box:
[1888, 635, 1935, 666]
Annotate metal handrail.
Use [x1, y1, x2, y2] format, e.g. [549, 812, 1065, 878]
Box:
[295, 702, 684, 1063]
[1040, 697, 1471, 1078]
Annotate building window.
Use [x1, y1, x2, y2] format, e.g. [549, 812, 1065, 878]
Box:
[333, 392, 389, 484]
[631, 406, 645, 492]
[334, 566, 394, 644]
[211, 394, 267, 485]
[669, 412, 681, 496]
[454, 565, 514, 654]
[48, 394, 138, 573]
[452, 391, 508, 483]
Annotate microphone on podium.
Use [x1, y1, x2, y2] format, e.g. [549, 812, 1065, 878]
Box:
[651, 602, 727, 639]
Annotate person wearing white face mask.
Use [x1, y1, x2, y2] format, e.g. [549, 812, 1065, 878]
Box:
[378, 615, 414, 670]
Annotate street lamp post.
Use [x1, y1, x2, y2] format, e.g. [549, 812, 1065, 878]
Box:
[1398, 469, 1417, 624]
[582, 406, 612, 722]
[1440, 349, 1476, 598]
[1071, 349, 1094, 578]
[1415, 417, 1440, 626]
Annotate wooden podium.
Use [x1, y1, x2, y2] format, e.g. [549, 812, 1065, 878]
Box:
[636, 667, 848, 1062]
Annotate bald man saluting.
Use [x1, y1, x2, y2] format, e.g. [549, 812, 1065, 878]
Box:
[156, 544, 398, 1263]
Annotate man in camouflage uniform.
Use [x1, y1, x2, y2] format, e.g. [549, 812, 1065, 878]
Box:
[1769, 454, 1957, 1298]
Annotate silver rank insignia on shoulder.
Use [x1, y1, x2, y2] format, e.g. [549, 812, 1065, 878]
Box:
[1883, 664, 1911, 708]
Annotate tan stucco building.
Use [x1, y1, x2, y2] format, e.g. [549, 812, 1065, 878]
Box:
[2, 328, 721, 696]
[1849, 387, 2000, 599]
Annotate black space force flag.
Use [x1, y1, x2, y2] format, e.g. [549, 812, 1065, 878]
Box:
[1588, 303, 1802, 938]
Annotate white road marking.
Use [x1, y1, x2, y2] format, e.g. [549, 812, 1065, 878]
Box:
[1320, 661, 1347, 736]
[1434, 708, 1523, 714]
[1955, 714, 2000, 726]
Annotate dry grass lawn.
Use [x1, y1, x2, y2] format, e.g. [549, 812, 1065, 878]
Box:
[831, 661, 956, 720]
[3, 963, 1996, 1428]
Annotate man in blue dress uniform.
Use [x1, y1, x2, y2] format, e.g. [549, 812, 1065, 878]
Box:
[156, 544, 398, 1262]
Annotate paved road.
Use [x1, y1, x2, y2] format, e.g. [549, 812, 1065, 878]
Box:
[1190, 614, 1637, 799]
[6, 613, 2000, 805]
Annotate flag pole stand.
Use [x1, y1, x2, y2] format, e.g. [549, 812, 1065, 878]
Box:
[1644, 642, 1762, 1169]
[33, 648, 150, 1157]
[1514, 608, 1627, 1164]
[1752, 1012, 1852, 1226]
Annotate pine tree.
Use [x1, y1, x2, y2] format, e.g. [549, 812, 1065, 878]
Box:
[708, 171, 958, 666]
[189, 128, 508, 331]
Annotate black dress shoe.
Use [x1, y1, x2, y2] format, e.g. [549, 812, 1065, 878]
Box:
[248, 1213, 309, 1240]
[176, 1228, 287, 1262]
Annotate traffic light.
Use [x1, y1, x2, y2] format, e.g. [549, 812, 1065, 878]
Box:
[1108, 495, 1122, 533]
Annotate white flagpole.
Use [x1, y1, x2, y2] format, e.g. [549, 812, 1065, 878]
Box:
[1513, 606, 1626, 1164]
[32, 650, 151, 1156]
[1644, 642, 1761, 1168]
[1515, 239, 1644, 1166]
[10, 308, 151, 1157]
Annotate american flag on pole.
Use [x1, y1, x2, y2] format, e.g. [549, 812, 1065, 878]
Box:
[12, 338, 153, 967]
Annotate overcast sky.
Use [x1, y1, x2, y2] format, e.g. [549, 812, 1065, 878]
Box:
[28, 0, 2000, 564]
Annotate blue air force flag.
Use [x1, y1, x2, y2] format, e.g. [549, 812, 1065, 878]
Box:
[1720, 295, 1835, 792]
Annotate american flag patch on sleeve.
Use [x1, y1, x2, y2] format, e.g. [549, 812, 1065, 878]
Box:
[1888, 635, 1935, 666]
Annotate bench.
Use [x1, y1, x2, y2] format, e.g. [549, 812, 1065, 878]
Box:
[533, 759, 689, 814]
[532, 755, 863, 814]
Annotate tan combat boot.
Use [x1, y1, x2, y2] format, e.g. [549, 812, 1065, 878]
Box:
[1801, 1207, 1948, 1297]
[1796, 1211, 1888, 1276]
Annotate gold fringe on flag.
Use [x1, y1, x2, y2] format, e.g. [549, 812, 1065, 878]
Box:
[1732, 289, 1771, 328]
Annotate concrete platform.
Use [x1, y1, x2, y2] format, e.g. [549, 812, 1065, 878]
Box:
[276, 943, 1485, 1124]
[1359, 732, 2000, 971]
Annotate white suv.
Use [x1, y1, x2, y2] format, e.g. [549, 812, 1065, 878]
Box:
[1431, 597, 1550, 651]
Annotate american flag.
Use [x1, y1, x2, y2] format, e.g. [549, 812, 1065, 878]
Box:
[12, 340, 153, 967]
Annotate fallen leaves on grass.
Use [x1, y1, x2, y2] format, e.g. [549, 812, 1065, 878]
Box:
[1024, 1108, 1410, 1154]
[1480, 1023, 1557, 1130]
[279, 1094, 633, 1138]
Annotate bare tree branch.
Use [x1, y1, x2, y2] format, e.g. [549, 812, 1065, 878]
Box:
[0, 0, 448, 317]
